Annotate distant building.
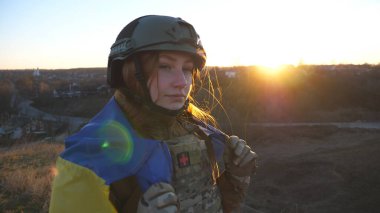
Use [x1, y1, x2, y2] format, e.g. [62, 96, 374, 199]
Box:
[53, 89, 60, 98]
[225, 70, 237, 78]
[33, 67, 40, 77]
[33, 67, 41, 98]
[0, 127, 13, 138]
[97, 84, 111, 95]
[53, 83, 111, 98]
[11, 127, 23, 139]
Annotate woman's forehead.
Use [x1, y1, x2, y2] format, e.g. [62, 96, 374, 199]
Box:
[159, 51, 194, 63]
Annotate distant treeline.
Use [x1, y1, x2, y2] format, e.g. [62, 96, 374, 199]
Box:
[1, 65, 380, 127]
[201, 64, 380, 129]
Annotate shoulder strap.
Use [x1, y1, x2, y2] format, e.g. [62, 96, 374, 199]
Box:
[194, 127, 220, 185]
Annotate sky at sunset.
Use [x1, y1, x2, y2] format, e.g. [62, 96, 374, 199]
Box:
[1, 0, 380, 69]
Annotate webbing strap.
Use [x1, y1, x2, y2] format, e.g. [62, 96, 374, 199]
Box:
[194, 126, 220, 185]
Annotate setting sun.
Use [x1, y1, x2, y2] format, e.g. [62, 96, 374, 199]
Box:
[257, 65, 286, 76]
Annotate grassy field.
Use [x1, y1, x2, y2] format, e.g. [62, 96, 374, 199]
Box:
[0, 142, 63, 213]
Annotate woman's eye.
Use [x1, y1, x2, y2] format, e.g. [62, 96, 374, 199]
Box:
[159, 64, 171, 70]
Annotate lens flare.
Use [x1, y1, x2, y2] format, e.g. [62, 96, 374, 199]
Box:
[101, 141, 110, 149]
[98, 120, 134, 163]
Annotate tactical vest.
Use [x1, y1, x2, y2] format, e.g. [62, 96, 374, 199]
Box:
[164, 133, 224, 213]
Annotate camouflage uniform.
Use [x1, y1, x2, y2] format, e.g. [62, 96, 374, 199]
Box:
[108, 125, 253, 213]
[165, 134, 223, 212]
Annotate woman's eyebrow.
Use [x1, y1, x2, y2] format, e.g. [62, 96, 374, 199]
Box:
[160, 54, 194, 64]
[160, 54, 176, 62]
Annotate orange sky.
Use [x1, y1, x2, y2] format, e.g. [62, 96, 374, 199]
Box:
[1, 0, 380, 69]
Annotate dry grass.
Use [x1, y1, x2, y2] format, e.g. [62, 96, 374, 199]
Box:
[0, 142, 64, 212]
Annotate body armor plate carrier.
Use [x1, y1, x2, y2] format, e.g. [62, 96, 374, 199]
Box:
[164, 133, 223, 213]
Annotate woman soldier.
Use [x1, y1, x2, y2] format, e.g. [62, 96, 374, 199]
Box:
[49, 15, 257, 213]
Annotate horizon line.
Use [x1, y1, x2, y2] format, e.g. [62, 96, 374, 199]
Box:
[1, 62, 380, 71]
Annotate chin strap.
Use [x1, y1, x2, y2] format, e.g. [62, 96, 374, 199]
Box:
[119, 57, 188, 117]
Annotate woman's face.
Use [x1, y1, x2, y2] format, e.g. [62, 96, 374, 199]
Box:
[147, 51, 194, 110]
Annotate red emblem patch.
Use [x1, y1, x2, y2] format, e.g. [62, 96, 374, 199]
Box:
[177, 152, 190, 168]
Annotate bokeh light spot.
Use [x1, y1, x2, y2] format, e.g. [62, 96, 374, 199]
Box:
[98, 120, 134, 163]
[101, 141, 110, 149]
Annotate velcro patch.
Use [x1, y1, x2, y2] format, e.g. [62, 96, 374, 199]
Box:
[177, 152, 191, 168]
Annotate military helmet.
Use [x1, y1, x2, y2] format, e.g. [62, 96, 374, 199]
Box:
[107, 15, 207, 88]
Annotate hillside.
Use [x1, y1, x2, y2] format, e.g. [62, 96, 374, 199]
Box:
[0, 142, 64, 212]
[1, 127, 379, 212]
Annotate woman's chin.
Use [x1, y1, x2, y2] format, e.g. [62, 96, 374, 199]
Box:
[159, 103, 185, 111]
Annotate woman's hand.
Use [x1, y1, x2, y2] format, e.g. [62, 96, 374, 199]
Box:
[224, 135, 258, 178]
[137, 182, 178, 213]
[219, 136, 258, 212]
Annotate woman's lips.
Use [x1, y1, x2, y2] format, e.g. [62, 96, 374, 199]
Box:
[166, 94, 186, 97]
[166, 94, 186, 101]
[166, 93, 186, 98]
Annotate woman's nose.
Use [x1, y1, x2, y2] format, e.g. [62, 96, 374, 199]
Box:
[172, 69, 188, 88]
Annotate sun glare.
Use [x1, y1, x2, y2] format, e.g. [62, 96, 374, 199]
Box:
[258, 64, 286, 76]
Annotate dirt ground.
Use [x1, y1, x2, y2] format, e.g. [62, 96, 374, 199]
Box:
[242, 126, 380, 213]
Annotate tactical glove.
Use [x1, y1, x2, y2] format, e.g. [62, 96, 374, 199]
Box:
[218, 136, 257, 212]
[137, 182, 179, 213]
[224, 135, 257, 188]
